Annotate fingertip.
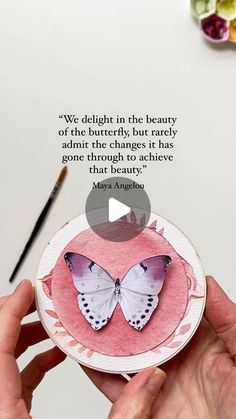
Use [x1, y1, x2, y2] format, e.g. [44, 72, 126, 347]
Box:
[53, 346, 67, 361]
[108, 368, 166, 419]
[145, 368, 166, 396]
[205, 276, 227, 307]
[206, 275, 218, 289]
[126, 367, 166, 395]
[206, 275, 215, 283]
[128, 367, 156, 387]
[140, 367, 166, 383]
[16, 280, 34, 303]
[155, 367, 167, 382]
[36, 346, 67, 371]
[48, 345, 67, 359]
[4, 279, 34, 317]
[205, 275, 236, 334]
[14, 279, 33, 294]
[49, 346, 67, 367]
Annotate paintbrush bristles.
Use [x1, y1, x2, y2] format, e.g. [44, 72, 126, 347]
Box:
[57, 166, 68, 185]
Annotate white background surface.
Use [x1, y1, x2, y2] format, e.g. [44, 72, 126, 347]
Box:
[0, 1, 235, 418]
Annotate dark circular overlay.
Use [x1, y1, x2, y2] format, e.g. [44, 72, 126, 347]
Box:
[85, 177, 151, 242]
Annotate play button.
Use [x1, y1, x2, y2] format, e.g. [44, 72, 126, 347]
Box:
[85, 177, 151, 242]
[108, 198, 130, 222]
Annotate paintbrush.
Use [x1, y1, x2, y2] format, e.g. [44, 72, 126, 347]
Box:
[9, 166, 68, 283]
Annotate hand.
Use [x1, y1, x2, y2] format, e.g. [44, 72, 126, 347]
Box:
[83, 277, 236, 419]
[0, 280, 66, 419]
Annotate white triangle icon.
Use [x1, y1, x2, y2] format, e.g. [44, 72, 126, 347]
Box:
[108, 198, 131, 223]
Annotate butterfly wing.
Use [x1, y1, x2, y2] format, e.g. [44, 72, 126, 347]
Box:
[119, 255, 171, 330]
[65, 252, 117, 330]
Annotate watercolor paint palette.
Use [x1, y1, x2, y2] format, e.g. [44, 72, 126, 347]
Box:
[35, 211, 206, 374]
[191, 0, 236, 43]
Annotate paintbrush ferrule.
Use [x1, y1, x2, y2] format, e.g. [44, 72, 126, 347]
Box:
[50, 184, 59, 199]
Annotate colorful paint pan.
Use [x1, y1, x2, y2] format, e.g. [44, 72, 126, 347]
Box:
[191, 0, 236, 43]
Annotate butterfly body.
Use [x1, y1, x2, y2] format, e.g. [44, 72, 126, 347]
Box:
[114, 279, 121, 298]
[65, 253, 171, 331]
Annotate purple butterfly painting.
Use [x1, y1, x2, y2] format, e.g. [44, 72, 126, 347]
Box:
[65, 253, 171, 331]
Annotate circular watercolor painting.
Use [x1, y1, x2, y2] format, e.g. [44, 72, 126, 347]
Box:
[35, 210, 206, 374]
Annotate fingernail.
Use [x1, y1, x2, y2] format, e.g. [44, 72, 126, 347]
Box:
[146, 369, 166, 395]
[14, 279, 29, 292]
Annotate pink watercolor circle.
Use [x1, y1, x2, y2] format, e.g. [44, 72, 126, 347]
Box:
[51, 221, 189, 356]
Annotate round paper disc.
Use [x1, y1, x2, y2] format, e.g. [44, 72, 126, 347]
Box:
[35, 210, 206, 374]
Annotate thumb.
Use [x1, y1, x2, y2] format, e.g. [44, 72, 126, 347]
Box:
[205, 276, 236, 355]
[108, 368, 166, 419]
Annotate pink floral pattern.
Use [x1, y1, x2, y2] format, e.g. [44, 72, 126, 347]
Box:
[43, 288, 95, 358]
